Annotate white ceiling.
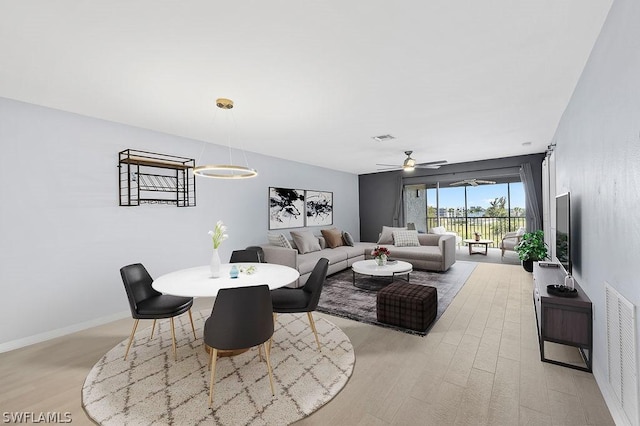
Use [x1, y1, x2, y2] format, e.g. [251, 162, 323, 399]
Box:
[0, 1, 612, 174]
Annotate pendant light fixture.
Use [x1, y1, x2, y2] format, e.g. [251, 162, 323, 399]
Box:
[193, 98, 258, 179]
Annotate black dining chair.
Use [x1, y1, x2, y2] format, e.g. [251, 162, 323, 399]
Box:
[120, 263, 197, 361]
[245, 246, 266, 263]
[204, 285, 275, 406]
[229, 249, 261, 263]
[270, 258, 329, 351]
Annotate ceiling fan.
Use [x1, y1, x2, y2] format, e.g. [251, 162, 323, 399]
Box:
[449, 178, 496, 186]
[377, 151, 447, 172]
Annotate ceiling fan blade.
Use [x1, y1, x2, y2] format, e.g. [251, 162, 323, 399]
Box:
[470, 181, 478, 186]
[376, 166, 400, 171]
[449, 181, 466, 186]
[415, 160, 448, 166]
[476, 180, 496, 184]
[375, 163, 401, 167]
[415, 164, 442, 169]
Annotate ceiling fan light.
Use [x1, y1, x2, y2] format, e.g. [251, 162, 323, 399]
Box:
[403, 166, 415, 172]
[403, 158, 416, 168]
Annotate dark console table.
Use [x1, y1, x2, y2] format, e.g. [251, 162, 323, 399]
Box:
[532, 263, 592, 372]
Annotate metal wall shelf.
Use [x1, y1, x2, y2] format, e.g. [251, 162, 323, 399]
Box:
[118, 149, 196, 207]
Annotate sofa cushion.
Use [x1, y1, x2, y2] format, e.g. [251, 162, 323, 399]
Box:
[332, 245, 367, 259]
[321, 228, 344, 248]
[386, 245, 443, 262]
[298, 249, 347, 275]
[377, 226, 407, 244]
[267, 233, 293, 249]
[393, 230, 420, 247]
[318, 236, 327, 249]
[290, 230, 321, 254]
[342, 231, 355, 246]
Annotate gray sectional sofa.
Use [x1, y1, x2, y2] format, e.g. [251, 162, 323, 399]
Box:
[261, 232, 456, 287]
[369, 233, 456, 272]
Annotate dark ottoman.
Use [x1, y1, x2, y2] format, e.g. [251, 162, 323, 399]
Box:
[376, 282, 438, 331]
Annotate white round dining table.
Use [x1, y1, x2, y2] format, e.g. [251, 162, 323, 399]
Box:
[152, 263, 300, 298]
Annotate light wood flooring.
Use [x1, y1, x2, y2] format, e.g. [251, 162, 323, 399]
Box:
[0, 263, 614, 425]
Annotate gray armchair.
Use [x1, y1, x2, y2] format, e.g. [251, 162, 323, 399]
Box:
[499, 227, 525, 258]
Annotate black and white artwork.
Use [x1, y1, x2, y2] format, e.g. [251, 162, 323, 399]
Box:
[305, 190, 333, 227]
[269, 187, 305, 229]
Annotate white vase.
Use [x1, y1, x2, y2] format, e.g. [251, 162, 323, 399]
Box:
[375, 255, 387, 266]
[210, 248, 221, 278]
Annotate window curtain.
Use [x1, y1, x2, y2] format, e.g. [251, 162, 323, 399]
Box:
[392, 175, 404, 227]
[520, 163, 541, 232]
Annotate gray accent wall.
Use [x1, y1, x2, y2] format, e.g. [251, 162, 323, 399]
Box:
[359, 154, 545, 242]
[551, 0, 639, 422]
[0, 97, 359, 349]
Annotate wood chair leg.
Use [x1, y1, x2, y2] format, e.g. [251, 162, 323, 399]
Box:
[263, 342, 275, 396]
[124, 319, 139, 360]
[149, 319, 157, 340]
[307, 312, 321, 351]
[209, 348, 218, 407]
[170, 317, 177, 361]
[268, 313, 278, 353]
[187, 309, 197, 340]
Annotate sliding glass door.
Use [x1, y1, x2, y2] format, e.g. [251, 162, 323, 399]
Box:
[404, 182, 526, 245]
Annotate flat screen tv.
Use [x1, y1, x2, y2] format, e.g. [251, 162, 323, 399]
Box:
[555, 192, 571, 275]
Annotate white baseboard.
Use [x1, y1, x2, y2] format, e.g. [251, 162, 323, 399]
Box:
[0, 310, 131, 354]
[593, 363, 634, 426]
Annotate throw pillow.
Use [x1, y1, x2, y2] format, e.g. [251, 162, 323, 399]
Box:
[267, 233, 293, 250]
[321, 228, 344, 248]
[377, 226, 407, 244]
[430, 226, 446, 235]
[342, 231, 355, 246]
[393, 230, 420, 247]
[290, 230, 321, 254]
[516, 227, 526, 236]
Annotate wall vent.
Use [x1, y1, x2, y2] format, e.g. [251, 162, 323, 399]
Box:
[371, 134, 395, 142]
[605, 282, 638, 426]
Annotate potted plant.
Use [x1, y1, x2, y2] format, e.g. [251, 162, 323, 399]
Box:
[514, 230, 548, 272]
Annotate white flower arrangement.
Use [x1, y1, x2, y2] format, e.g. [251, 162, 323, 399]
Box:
[208, 220, 229, 249]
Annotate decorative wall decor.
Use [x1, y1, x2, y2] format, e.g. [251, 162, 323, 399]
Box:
[269, 187, 305, 229]
[118, 149, 196, 207]
[305, 190, 333, 226]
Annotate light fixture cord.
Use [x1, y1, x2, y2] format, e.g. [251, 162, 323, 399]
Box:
[228, 109, 235, 166]
[228, 108, 252, 172]
[196, 105, 220, 165]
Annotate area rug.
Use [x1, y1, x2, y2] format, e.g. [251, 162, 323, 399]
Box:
[82, 310, 354, 425]
[317, 261, 477, 336]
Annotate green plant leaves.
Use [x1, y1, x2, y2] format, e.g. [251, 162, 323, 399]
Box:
[514, 229, 548, 261]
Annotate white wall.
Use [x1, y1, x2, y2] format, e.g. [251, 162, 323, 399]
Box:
[551, 0, 639, 423]
[0, 97, 359, 350]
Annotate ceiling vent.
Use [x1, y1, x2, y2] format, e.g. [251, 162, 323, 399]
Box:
[372, 134, 395, 142]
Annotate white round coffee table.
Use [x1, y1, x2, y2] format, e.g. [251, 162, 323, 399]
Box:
[351, 259, 413, 287]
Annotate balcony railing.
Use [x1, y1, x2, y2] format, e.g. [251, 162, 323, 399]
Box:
[426, 216, 526, 246]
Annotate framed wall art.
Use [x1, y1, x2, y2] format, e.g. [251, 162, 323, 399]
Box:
[269, 187, 305, 229]
[305, 190, 333, 227]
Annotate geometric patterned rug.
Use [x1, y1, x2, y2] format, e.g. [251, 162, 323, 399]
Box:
[318, 261, 477, 336]
[82, 310, 355, 425]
